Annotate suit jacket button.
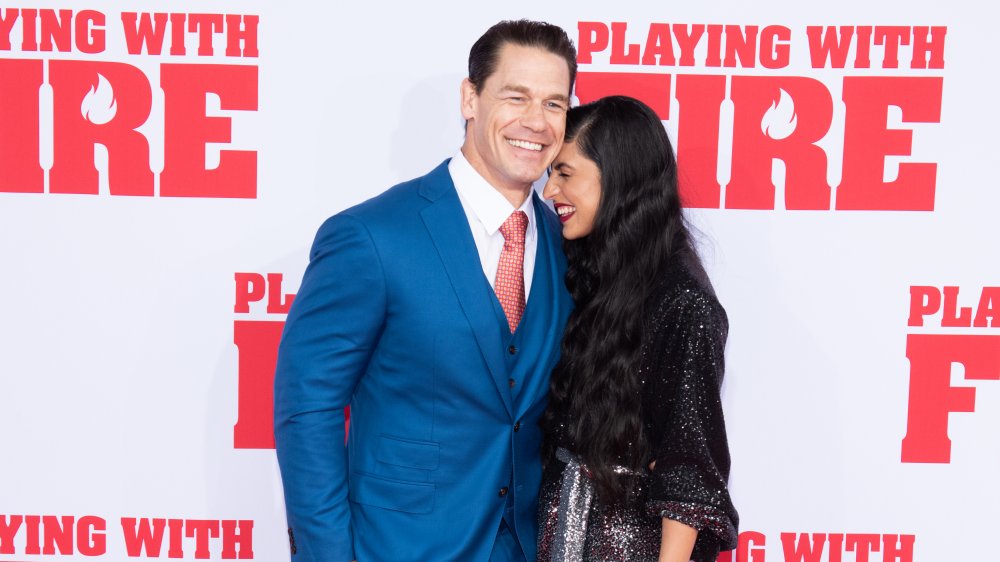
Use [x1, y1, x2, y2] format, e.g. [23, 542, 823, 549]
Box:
[513, 421, 521, 432]
[498, 487, 509, 497]
[508, 378, 516, 388]
[508, 345, 517, 355]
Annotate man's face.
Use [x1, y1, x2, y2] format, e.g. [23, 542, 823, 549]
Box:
[461, 43, 571, 194]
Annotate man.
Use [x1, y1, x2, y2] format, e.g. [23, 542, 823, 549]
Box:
[274, 20, 577, 562]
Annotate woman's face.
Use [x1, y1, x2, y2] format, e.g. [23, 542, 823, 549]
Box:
[543, 140, 602, 240]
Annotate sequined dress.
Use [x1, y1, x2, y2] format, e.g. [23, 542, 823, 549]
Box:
[537, 256, 739, 562]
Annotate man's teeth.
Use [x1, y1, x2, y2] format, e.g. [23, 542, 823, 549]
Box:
[557, 206, 576, 216]
[507, 139, 543, 151]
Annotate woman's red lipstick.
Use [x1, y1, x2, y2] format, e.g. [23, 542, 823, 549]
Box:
[553, 203, 575, 223]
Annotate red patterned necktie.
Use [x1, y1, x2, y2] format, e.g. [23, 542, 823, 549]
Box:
[495, 211, 528, 333]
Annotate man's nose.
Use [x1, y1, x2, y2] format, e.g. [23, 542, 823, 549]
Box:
[520, 102, 547, 132]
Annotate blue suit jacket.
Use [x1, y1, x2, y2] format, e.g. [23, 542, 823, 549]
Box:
[274, 160, 573, 562]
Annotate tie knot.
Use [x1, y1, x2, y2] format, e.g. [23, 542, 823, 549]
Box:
[499, 211, 528, 244]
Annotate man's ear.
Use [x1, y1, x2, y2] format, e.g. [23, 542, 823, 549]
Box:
[460, 78, 477, 121]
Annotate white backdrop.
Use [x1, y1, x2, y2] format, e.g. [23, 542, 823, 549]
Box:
[1, 1, 997, 561]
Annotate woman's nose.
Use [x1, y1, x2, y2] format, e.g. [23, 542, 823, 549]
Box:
[542, 176, 559, 200]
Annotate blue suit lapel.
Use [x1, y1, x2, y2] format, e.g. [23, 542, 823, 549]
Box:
[419, 161, 513, 417]
[532, 192, 564, 312]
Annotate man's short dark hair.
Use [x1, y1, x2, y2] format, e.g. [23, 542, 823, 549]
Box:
[468, 19, 577, 95]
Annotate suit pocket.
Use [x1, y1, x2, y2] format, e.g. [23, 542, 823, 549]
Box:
[350, 472, 435, 514]
[376, 435, 440, 470]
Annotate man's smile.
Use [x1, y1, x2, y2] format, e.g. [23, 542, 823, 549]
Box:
[506, 138, 544, 151]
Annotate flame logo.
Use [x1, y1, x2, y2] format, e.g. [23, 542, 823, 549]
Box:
[81, 74, 117, 125]
[760, 88, 796, 140]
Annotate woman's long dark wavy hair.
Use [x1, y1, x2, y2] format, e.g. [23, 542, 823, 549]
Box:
[542, 95, 698, 502]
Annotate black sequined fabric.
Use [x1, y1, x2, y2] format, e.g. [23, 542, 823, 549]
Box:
[538, 255, 739, 562]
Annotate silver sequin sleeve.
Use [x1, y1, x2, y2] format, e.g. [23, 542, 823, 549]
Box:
[641, 274, 739, 560]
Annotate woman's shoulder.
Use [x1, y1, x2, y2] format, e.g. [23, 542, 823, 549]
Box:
[649, 251, 727, 327]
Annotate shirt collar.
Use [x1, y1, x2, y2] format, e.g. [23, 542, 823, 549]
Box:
[449, 149, 536, 236]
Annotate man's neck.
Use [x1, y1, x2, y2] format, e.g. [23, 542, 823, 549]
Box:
[460, 146, 533, 208]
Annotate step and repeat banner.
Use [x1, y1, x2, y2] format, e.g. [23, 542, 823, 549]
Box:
[1, 1, 996, 561]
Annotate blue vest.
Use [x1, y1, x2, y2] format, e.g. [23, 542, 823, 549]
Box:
[488, 218, 558, 537]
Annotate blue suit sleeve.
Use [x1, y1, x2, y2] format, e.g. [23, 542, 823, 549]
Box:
[274, 213, 387, 562]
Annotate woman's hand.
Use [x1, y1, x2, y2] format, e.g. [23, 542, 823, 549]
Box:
[658, 518, 697, 562]
[650, 458, 698, 561]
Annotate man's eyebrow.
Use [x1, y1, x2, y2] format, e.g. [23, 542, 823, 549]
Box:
[500, 84, 570, 103]
[499, 84, 530, 95]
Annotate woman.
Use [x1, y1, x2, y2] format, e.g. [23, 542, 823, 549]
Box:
[538, 96, 738, 562]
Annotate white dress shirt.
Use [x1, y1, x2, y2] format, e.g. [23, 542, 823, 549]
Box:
[448, 150, 537, 298]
